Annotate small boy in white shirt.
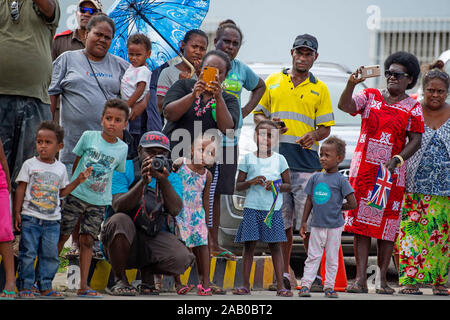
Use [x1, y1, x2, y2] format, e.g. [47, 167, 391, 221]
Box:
[14, 121, 91, 299]
[120, 33, 152, 119]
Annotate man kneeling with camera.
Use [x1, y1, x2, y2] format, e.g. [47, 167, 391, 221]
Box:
[100, 131, 195, 296]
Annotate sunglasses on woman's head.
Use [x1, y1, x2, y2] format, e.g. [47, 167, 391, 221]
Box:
[79, 6, 99, 15]
[425, 69, 449, 81]
[384, 70, 409, 79]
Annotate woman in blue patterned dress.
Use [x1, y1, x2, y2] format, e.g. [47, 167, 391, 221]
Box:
[397, 61, 450, 295]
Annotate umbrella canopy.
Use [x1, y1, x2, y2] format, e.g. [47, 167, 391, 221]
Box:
[108, 0, 210, 71]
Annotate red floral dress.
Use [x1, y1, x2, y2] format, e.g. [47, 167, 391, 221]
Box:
[344, 88, 424, 241]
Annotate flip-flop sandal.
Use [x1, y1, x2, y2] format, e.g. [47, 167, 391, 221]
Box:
[432, 287, 449, 296]
[31, 283, 40, 296]
[212, 250, 236, 261]
[210, 282, 227, 295]
[346, 283, 369, 293]
[376, 286, 395, 295]
[137, 283, 159, 295]
[324, 288, 339, 298]
[398, 287, 423, 295]
[77, 289, 103, 298]
[0, 289, 16, 300]
[277, 289, 293, 297]
[18, 290, 36, 299]
[40, 290, 64, 299]
[177, 284, 195, 295]
[232, 287, 251, 295]
[197, 284, 212, 296]
[64, 248, 80, 259]
[105, 280, 137, 296]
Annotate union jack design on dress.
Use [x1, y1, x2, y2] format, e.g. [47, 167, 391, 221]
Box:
[368, 164, 393, 210]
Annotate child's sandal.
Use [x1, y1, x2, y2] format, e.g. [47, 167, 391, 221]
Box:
[232, 287, 250, 295]
[324, 288, 338, 298]
[197, 284, 212, 296]
[298, 286, 311, 297]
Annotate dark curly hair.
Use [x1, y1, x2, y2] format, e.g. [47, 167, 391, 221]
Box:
[87, 13, 115, 35]
[422, 60, 449, 90]
[384, 51, 421, 89]
[127, 33, 151, 51]
[102, 98, 130, 120]
[322, 136, 346, 158]
[37, 120, 64, 144]
[201, 50, 232, 74]
[215, 19, 243, 44]
[182, 29, 208, 46]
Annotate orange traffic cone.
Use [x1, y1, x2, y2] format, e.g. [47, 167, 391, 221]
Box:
[319, 245, 347, 292]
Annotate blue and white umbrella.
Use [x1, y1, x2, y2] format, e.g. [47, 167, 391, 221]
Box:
[108, 0, 210, 71]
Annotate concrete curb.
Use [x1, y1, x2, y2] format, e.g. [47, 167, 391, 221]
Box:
[64, 255, 278, 292]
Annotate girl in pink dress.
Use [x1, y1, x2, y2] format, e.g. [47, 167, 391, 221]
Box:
[0, 138, 15, 299]
[174, 135, 214, 296]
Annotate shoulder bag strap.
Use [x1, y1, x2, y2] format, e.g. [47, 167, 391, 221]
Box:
[84, 51, 109, 100]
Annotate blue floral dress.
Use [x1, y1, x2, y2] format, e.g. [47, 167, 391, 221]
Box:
[176, 160, 208, 248]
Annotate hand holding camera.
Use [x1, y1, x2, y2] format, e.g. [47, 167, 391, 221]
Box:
[142, 155, 172, 183]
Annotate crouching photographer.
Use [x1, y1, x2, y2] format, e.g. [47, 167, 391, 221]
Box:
[100, 131, 195, 296]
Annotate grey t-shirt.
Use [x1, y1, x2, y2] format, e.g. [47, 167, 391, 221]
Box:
[157, 64, 197, 97]
[48, 49, 129, 163]
[305, 171, 354, 228]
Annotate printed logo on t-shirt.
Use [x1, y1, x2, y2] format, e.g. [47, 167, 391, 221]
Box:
[222, 72, 242, 102]
[313, 182, 331, 205]
[84, 148, 116, 193]
[28, 171, 60, 215]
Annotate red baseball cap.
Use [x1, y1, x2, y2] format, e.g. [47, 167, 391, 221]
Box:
[139, 131, 171, 151]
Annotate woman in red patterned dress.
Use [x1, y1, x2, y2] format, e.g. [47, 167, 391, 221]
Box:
[338, 52, 424, 294]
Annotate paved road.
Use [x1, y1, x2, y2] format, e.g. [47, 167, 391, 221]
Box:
[58, 287, 447, 300]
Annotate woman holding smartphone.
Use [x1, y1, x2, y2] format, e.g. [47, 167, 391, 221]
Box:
[338, 51, 424, 295]
[162, 50, 240, 161]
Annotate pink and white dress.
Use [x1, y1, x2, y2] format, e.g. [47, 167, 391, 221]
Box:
[0, 162, 13, 242]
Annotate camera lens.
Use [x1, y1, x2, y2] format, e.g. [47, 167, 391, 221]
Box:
[151, 158, 164, 172]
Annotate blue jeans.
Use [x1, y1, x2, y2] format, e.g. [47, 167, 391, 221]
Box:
[17, 215, 60, 291]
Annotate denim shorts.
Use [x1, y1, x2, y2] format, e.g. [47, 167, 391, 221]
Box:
[0, 95, 51, 189]
[60, 194, 105, 239]
[281, 170, 314, 231]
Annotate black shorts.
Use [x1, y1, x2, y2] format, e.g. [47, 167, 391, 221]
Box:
[214, 144, 238, 195]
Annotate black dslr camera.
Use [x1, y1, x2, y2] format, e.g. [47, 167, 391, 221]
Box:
[151, 155, 173, 173]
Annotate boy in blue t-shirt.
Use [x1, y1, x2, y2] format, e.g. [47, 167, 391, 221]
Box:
[57, 99, 129, 298]
[298, 136, 357, 298]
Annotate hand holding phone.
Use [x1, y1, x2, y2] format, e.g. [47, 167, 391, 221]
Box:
[201, 66, 219, 91]
[357, 65, 381, 79]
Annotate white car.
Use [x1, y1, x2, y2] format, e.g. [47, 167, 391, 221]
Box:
[218, 62, 374, 257]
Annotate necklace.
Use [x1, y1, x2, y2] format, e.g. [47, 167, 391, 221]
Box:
[194, 95, 216, 120]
